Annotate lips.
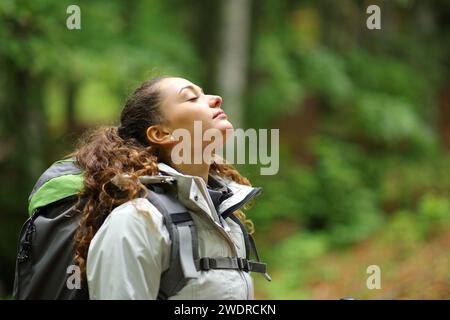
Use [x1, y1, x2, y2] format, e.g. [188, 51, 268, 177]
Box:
[213, 110, 226, 119]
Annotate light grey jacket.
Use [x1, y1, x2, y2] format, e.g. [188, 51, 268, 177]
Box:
[86, 163, 262, 300]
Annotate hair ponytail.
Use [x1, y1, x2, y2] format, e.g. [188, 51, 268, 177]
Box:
[72, 126, 160, 277]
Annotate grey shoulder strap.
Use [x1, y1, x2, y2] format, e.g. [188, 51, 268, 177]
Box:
[144, 184, 200, 299]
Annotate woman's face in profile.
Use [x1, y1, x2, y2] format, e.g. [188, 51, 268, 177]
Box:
[158, 77, 234, 140]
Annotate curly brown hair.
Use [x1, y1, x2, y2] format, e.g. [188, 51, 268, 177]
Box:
[70, 76, 256, 278]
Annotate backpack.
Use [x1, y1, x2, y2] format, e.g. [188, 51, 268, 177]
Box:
[13, 159, 269, 300]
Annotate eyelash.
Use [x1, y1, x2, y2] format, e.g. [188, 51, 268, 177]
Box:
[188, 96, 199, 102]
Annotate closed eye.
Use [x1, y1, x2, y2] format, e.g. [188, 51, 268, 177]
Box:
[187, 96, 199, 102]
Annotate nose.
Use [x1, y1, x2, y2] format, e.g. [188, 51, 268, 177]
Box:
[209, 95, 222, 108]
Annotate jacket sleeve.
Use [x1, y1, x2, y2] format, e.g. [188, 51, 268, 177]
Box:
[86, 198, 171, 300]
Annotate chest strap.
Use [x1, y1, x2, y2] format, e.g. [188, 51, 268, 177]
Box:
[195, 257, 267, 274]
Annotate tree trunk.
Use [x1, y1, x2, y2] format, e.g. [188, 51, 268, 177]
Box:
[216, 0, 252, 129]
[189, 0, 223, 93]
[0, 56, 46, 296]
[2, 60, 46, 184]
[65, 80, 79, 132]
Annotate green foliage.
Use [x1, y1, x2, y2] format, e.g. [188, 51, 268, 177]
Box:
[376, 192, 450, 258]
[262, 232, 328, 299]
[275, 232, 329, 265]
[248, 34, 304, 127]
[299, 48, 354, 106]
[249, 137, 384, 246]
[345, 50, 430, 108]
[246, 2, 449, 298]
[352, 92, 436, 150]
[418, 193, 450, 236]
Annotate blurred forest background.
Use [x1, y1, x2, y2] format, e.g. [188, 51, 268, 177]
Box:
[1, 0, 450, 299]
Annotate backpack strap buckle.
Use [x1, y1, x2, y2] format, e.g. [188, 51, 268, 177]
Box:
[237, 257, 250, 272]
[199, 257, 211, 270]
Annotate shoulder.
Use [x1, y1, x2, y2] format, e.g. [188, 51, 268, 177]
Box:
[91, 197, 170, 247]
[108, 197, 164, 226]
[86, 197, 172, 299]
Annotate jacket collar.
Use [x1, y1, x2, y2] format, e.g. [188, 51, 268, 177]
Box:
[156, 162, 262, 221]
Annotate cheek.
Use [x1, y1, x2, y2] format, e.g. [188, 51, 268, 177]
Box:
[169, 106, 211, 130]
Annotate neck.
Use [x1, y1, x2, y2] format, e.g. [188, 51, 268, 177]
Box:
[166, 161, 210, 184]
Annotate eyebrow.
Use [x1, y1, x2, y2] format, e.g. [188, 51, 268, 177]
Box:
[178, 85, 204, 95]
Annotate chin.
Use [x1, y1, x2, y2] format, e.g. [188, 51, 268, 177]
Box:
[218, 121, 234, 138]
[205, 120, 234, 147]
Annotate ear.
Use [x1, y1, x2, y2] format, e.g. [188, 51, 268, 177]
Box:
[146, 124, 175, 146]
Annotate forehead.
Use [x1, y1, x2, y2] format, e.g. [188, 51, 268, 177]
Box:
[159, 77, 199, 98]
